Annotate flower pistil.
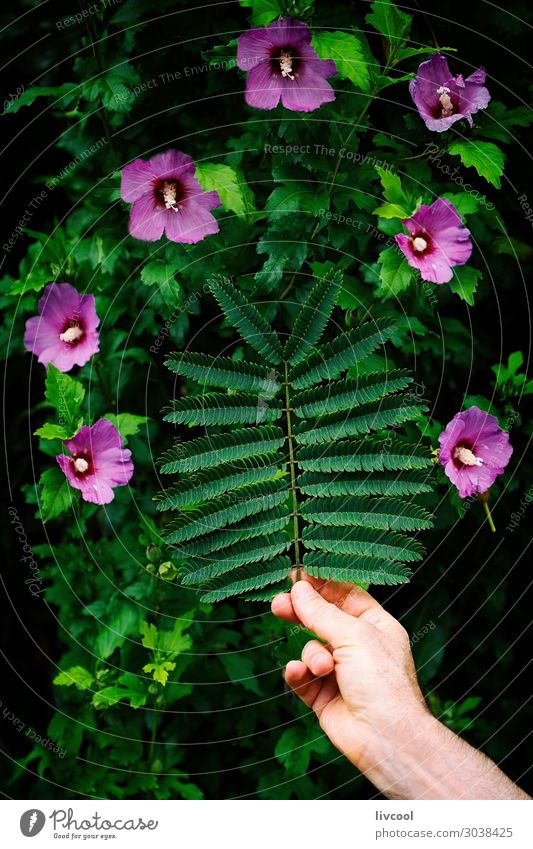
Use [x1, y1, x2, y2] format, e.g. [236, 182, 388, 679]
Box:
[454, 445, 483, 467]
[279, 50, 295, 79]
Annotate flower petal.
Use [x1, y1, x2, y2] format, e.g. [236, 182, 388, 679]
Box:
[163, 200, 219, 244]
[120, 159, 156, 203]
[129, 194, 166, 241]
[244, 61, 282, 110]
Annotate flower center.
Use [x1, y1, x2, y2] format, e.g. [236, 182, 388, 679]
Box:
[59, 322, 84, 344]
[73, 457, 89, 473]
[454, 445, 483, 467]
[437, 85, 455, 118]
[279, 50, 295, 80]
[412, 236, 428, 252]
[160, 180, 182, 212]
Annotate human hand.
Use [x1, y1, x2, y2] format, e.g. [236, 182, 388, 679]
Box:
[272, 574, 530, 800]
[272, 573, 432, 791]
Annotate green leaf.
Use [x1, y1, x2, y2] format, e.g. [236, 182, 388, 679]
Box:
[209, 274, 283, 364]
[3, 83, 79, 114]
[92, 677, 147, 710]
[140, 257, 182, 307]
[377, 246, 414, 297]
[374, 166, 418, 219]
[34, 422, 81, 441]
[103, 413, 148, 443]
[39, 467, 76, 522]
[283, 268, 342, 365]
[311, 31, 371, 93]
[143, 661, 176, 686]
[448, 140, 505, 188]
[41, 363, 85, 437]
[196, 163, 255, 218]
[220, 652, 261, 695]
[238, 0, 283, 26]
[442, 192, 480, 217]
[366, 0, 411, 47]
[53, 666, 94, 691]
[255, 234, 308, 290]
[449, 266, 482, 306]
[140, 621, 158, 650]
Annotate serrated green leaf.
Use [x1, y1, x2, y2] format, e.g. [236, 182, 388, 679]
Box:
[448, 140, 505, 188]
[377, 245, 414, 297]
[449, 266, 481, 306]
[311, 31, 371, 92]
[39, 467, 76, 522]
[196, 162, 255, 218]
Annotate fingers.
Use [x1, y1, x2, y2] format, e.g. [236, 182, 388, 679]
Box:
[271, 592, 299, 624]
[302, 639, 334, 677]
[284, 660, 323, 708]
[290, 580, 359, 647]
[300, 573, 385, 620]
[284, 661, 338, 718]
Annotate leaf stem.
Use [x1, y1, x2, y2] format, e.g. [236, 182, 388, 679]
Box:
[284, 360, 301, 578]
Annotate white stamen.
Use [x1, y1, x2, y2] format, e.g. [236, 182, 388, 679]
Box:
[73, 457, 89, 473]
[454, 446, 483, 467]
[162, 180, 179, 212]
[279, 51, 295, 80]
[437, 86, 454, 117]
[412, 236, 428, 252]
[59, 323, 83, 343]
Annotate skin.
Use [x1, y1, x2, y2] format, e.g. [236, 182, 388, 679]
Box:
[272, 573, 530, 800]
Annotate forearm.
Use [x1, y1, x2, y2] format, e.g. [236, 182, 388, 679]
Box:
[365, 711, 530, 800]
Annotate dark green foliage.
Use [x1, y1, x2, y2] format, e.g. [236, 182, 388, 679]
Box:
[157, 276, 433, 599]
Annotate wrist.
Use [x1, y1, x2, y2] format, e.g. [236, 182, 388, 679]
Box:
[359, 706, 446, 799]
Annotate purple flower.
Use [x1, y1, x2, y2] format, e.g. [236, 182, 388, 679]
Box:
[121, 150, 221, 243]
[56, 419, 134, 505]
[237, 17, 336, 112]
[395, 197, 472, 284]
[24, 282, 100, 372]
[410, 55, 490, 133]
[438, 406, 512, 498]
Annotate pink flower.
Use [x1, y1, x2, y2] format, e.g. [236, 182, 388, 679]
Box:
[120, 150, 221, 243]
[56, 419, 134, 505]
[237, 17, 336, 113]
[410, 55, 490, 133]
[438, 406, 513, 498]
[395, 197, 472, 284]
[24, 283, 100, 372]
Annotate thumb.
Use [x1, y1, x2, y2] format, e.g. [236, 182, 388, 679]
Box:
[290, 580, 360, 647]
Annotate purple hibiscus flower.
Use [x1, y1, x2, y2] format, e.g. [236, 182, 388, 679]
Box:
[56, 418, 134, 505]
[24, 282, 100, 372]
[438, 406, 512, 499]
[120, 150, 221, 243]
[395, 197, 472, 284]
[410, 54, 490, 133]
[237, 17, 336, 112]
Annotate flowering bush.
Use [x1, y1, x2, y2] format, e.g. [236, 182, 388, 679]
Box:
[2, 0, 532, 800]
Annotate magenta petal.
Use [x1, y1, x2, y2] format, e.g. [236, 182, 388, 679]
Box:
[438, 406, 512, 497]
[163, 201, 219, 244]
[121, 159, 156, 203]
[279, 66, 336, 112]
[57, 419, 133, 505]
[129, 194, 166, 241]
[148, 150, 195, 179]
[245, 62, 282, 110]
